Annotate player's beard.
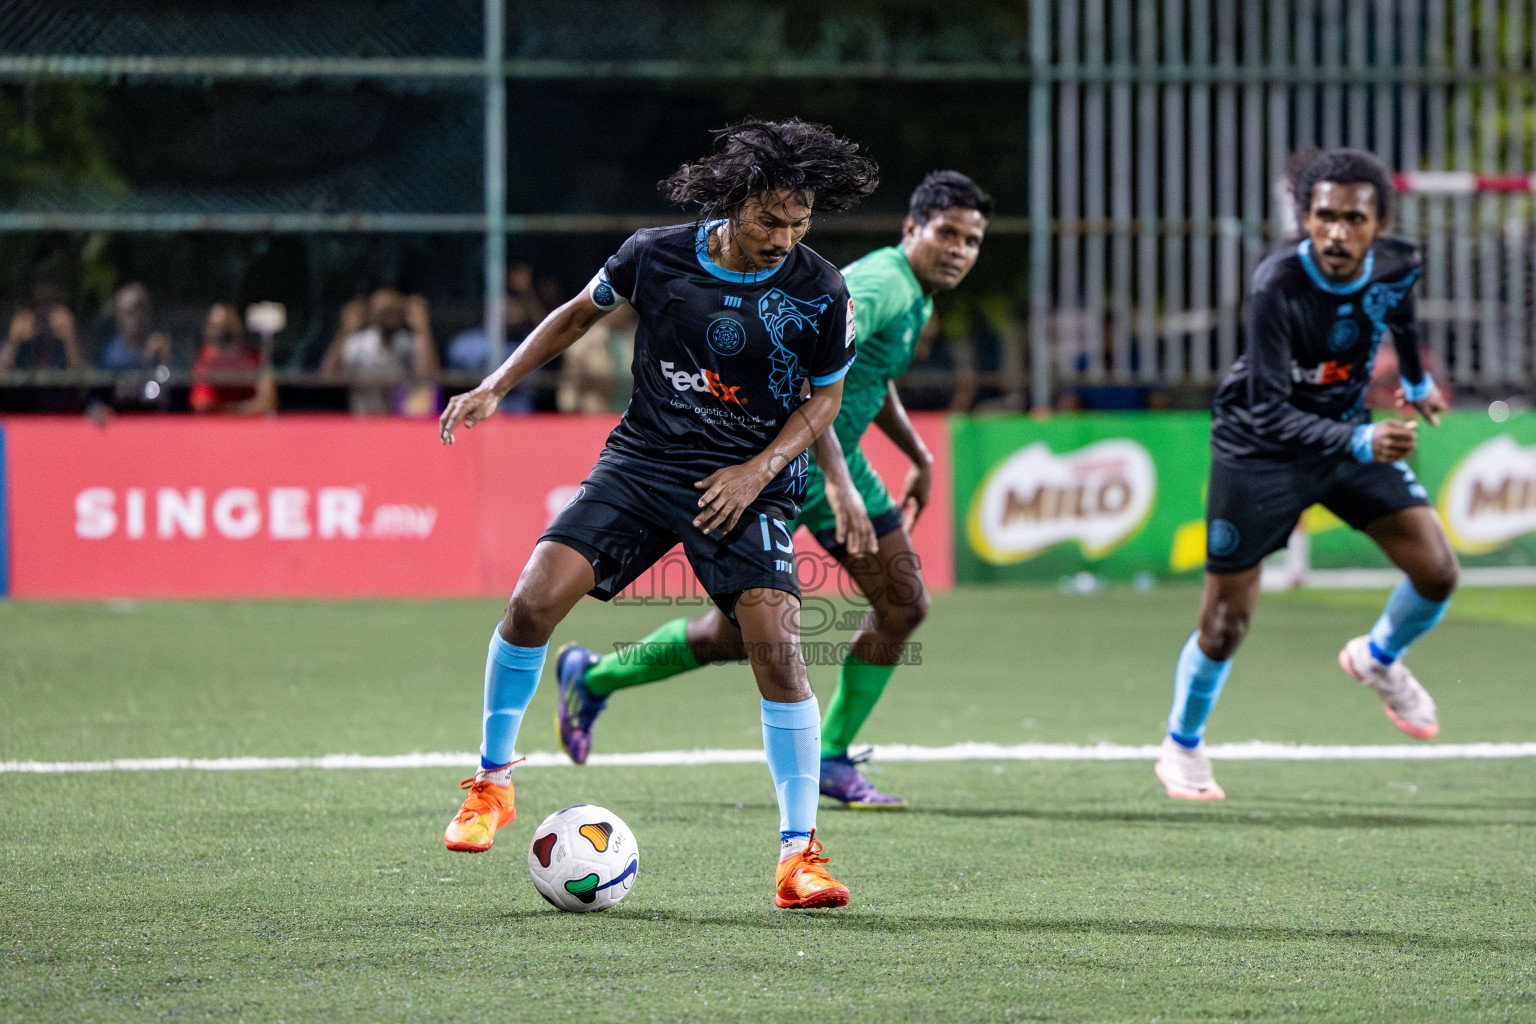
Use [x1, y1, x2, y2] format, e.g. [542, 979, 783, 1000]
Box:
[728, 223, 787, 272]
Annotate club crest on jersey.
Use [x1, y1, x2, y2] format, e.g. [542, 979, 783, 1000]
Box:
[1328, 318, 1360, 351]
[706, 314, 747, 356]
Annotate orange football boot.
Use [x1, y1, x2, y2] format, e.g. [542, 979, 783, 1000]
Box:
[444, 773, 517, 853]
[774, 830, 850, 909]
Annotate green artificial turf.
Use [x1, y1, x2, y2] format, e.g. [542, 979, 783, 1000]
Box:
[3, 587, 1534, 1022]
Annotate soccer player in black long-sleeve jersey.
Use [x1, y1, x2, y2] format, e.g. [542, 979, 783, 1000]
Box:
[1155, 149, 1459, 800]
[436, 119, 879, 908]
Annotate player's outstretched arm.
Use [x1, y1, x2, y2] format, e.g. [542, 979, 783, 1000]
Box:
[812, 425, 876, 556]
[693, 378, 846, 534]
[1393, 381, 1447, 427]
[439, 294, 612, 445]
[872, 380, 934, 530]
[1384, 285, 1444, 427]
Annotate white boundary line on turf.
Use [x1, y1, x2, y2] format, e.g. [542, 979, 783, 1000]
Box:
[4, 741, 1536, 775]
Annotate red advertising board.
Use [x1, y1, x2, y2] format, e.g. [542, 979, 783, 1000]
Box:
[7, 417, 484, 598]
[5, 413, 952, 599]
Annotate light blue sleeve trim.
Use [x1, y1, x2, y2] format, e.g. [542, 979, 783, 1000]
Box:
[1400, 372, 1434, 403]
[810, 355, 855, 387]
[1350, 423, 1377, 464]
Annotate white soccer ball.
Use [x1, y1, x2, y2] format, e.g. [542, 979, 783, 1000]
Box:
[526, 804, 639, 912]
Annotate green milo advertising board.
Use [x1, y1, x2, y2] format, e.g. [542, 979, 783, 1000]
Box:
[953, 411, 1536, 583]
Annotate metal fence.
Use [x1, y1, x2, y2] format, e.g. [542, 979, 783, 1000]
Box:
[5, 0, 1536, 401]
[1028, 0, 1536, 406]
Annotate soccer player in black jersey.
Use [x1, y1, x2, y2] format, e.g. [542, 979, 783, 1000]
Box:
[1155, 149, 1459, 801]
[437, 119, 878, 908]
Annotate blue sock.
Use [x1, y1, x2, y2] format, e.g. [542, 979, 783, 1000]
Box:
[1367, 578, 1450, 665]
[1168, 631, 1233, 747]
[761, 696, 821, 840]
[480, 629, 548, 769]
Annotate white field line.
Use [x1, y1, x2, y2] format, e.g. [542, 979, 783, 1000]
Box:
[3, 741, 1536, 775]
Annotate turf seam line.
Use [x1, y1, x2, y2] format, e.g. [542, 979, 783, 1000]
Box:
[4, 741, 1536, 774]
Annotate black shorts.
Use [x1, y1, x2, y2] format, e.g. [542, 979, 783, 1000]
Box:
[540, 456, 801, 619]
[809, 505, 907, 563]
[1205, 452, 1429, 574]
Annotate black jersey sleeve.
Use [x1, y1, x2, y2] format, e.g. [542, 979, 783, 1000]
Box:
[1386, 286, 1428, 390]
[1245, 281, 1358, 455]
[807, 286, 857, 386]
[598, 231, 645, 306]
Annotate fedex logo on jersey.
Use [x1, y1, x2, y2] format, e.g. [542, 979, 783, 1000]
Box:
[1292, 359, 1354, 386]
[659, 360, 743, 406]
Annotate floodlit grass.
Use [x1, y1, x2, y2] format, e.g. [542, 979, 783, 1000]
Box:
[3, 586, 1534, 1022]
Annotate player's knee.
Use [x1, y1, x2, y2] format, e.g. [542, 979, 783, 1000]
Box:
[502, 586, 560, 646]
[687, 610, 745, 663]
[877, 585, 929, 639]
[1413, 550, 1459, 603]
[1200, 604, 1249, 661]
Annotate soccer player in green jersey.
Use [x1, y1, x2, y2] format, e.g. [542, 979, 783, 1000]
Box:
[555, 171, 991, 808]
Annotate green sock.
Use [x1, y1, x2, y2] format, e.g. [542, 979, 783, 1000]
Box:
[583, 617, 701, 697]
[820, 654, 897, 758]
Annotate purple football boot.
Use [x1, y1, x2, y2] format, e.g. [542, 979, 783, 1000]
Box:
[555, 643, 605, 764]
[819, 749, 906, 809]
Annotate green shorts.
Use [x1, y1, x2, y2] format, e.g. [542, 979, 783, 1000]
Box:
[795, 444, 898, 538]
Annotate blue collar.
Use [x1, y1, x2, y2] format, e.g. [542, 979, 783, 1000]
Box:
[694, 220, 787, 284]
[1297, 239, 1375, 294]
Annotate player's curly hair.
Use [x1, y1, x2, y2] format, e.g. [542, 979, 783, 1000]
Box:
[909, 170, 993, 223]
[1293, 148, 1395, 222]
[659, 118, 880, 218]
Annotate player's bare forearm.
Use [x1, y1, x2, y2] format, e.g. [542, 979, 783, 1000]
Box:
[813, 420, 857, 494]
[439, 296, 609, 444]
[767, 382, 842, 479]
[811, 417, 875, 555]
[876, 381, 934, 526]
[692, 380, 844, 533]
[482, 297, 608, 399]
[874, 382, 932, 469]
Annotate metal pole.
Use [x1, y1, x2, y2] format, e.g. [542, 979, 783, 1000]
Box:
[1083, 0, 1107, 383]
[484, 0, 508, 374]
[1110, 0, 1134, 383]
[1028, 0, 1053, 412]
[1056, 0, 1081, 392]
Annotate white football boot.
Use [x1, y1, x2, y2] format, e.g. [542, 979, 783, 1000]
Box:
[1155, 735, 1226, 801]
[1338, 636, 1439, 739]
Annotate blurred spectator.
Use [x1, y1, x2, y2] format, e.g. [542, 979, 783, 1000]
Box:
[505, 262, 547, 350]
[320, 286, 439, 416]
[98, 283, 172, 372]
[445, 324, 534, 415]
[86, 282, 175, 417]
[190, 303, 277, 416]
[1054, 311, 1170, 411]
[0, 281, 83, 371]
[556, 321, 616, 413]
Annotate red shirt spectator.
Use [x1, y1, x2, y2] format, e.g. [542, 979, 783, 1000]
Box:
[190, 303, 277, 415]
